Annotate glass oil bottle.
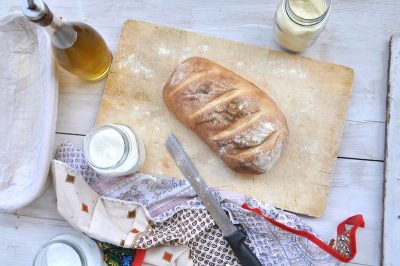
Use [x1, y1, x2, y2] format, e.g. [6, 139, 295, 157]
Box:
[21, 0, 112, 81]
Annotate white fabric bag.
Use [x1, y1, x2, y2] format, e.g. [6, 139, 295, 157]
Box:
[0, 12, 58, 210]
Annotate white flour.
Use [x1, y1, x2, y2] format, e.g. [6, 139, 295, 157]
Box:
[199, 44, 209, 52]
[289, 0, 326, 19]
[87, 127, 126, 168]
[244, 142, 284, 172]
[45, 243, 82, 266]
[158, 43, 172, 56]
[84, 124, 144, 177]
[120, 54, 153, 78]
[233, 121, 275, 148]
[35, 233, 104, 266]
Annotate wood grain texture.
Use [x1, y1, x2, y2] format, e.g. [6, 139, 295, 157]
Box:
[304, 159, 384, 266]
[382, 34, 400, 266]
[97, 20, 354, 217]
[0, 212, 74, 265]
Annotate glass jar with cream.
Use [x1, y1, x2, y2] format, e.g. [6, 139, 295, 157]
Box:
[273, 0, 331, 52]
[33, 232, 104, 266]
[83, 124, 145, 177]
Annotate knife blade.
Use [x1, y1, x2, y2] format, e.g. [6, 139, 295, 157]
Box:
[165, 133, 262, 266]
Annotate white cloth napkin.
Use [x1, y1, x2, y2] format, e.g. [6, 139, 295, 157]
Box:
[0, 12, 58, 211]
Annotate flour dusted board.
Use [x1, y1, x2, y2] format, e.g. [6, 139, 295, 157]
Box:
[97, 20, 354, 217]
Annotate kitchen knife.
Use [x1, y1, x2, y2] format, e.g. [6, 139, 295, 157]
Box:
[165, 133, 262, 266]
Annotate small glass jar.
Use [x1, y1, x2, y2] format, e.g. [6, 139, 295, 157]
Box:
[83, 123, 145, 177]
[273, 0, 331, 52]
[33, 232, 104, 266]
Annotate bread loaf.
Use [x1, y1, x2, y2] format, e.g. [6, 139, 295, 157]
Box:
[163, 57, 289, 174]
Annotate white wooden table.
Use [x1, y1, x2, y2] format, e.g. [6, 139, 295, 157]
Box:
[1, 1, 398, 265]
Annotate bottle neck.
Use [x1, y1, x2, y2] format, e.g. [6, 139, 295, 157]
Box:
[22, 1, 77, 49]
[42, 15, 77, 49]
[44, 15, 62, 33]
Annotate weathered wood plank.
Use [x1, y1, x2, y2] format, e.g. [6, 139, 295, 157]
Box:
[0, 212, 75, 265]
[56, 91, 102, 135]
[339, 120, 385, 161]
[382, 34, 400, 266]
[303, 159, 383, 266]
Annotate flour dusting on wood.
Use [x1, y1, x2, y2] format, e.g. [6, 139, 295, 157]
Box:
[119, 54, 154, 78]
[274, 68, 307, 80]
[158, 43, 173, 56]
[199, 44, 209, 52]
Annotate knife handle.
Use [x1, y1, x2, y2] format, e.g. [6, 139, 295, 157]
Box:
[224, 229, 262, 266]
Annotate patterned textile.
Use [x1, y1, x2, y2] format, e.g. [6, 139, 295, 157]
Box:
[96, 240, 135, 266]
[53, 142, 362, 265]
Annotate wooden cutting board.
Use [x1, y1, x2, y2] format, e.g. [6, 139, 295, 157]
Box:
[97, 20, 354, 217]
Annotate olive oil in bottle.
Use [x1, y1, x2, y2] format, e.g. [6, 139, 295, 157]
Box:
[21, 0, 112, 81]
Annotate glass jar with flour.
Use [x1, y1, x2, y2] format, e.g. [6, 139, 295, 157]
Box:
[273, 0, 331, 52]
[33, 232, 104, 266]
[83, 124, 145, 177]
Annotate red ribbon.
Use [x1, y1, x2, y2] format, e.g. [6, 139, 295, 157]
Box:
[132, 249, 146, 266]
[241, 203, 365, 262]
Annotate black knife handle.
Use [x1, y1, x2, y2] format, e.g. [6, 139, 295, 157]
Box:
[224, 229, 262, 266]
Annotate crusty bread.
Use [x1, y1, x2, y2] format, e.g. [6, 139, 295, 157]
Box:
[163, 57, 289, 174]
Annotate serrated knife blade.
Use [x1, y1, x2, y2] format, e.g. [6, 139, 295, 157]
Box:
[165, 133, 262, 266]
[165, 133, 237, 236]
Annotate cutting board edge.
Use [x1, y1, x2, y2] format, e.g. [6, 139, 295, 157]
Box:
[121, 19, 355, 76]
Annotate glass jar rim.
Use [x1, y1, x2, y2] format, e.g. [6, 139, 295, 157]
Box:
[285, 0, 331, 26]
[33, 238, 87, 266]
[83, 123, 130, 170]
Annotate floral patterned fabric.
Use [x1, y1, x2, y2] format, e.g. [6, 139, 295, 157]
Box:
[96, 240, 135, 266]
